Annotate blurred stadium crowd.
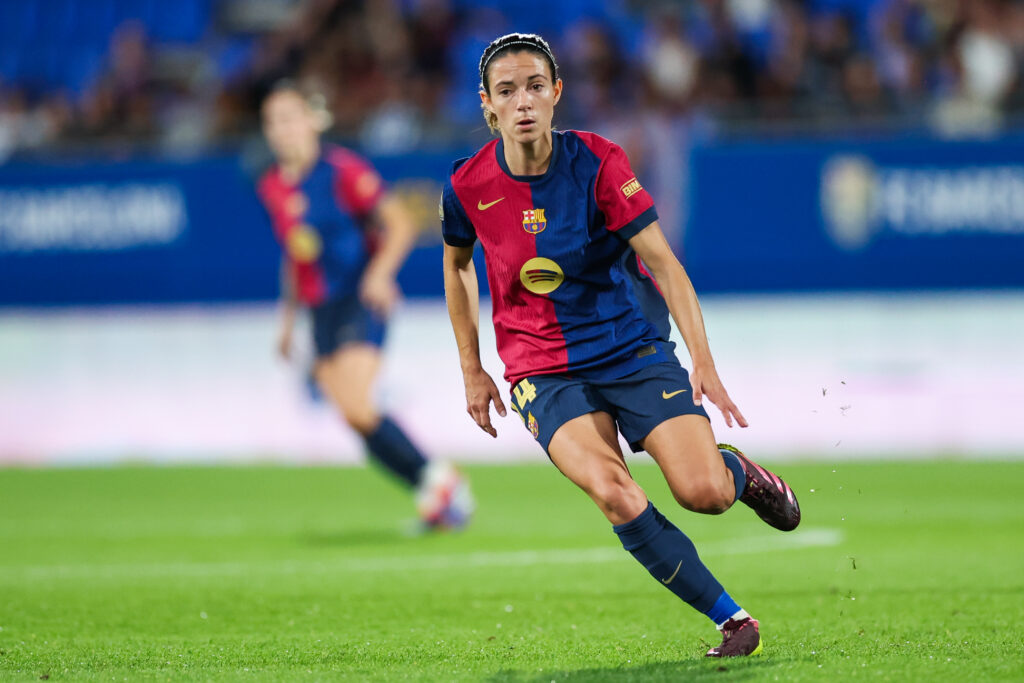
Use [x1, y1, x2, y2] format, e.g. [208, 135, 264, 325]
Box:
[1, 0, 1023, 160]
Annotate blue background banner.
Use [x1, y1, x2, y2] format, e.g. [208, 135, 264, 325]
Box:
[3, 133, 1024, 306]
[0, 156, 280, 305]
[684, 133, 1024, 292]
[0, 152, 469, 306]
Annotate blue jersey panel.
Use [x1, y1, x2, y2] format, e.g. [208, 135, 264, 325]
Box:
[619, 250, 674, 343]
[527, 132, 673, 379]
[301, 159, 371, 299]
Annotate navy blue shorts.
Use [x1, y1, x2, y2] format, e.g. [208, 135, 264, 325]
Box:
[509, 361, 710, 454]
[310, 295, 386, 358]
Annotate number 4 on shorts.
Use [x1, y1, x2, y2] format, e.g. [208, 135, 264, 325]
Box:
[513, 378, 537, 410]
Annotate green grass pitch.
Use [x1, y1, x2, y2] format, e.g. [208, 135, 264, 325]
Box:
[1, 459, 1022, 681]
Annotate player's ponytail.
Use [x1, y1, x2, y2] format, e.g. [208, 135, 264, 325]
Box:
[478, 33, 559, 135]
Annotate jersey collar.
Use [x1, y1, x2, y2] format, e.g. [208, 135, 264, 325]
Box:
[495, 132, 561, 182]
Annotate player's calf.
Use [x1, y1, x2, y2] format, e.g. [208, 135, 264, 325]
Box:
[669, 476, 735, 515]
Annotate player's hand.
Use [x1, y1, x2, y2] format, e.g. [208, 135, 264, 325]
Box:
[690, 361, 748, 429]
[463, 367, 507, 438]
[359, 265, 400, 316]
[277, 327, 293, 359]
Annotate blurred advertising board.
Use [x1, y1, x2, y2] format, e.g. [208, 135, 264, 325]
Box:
[0, 151, 460, 306]
[685, 132, 1024, 291]
[0, 157, 279, 305]
[3, 133, 1024, 307]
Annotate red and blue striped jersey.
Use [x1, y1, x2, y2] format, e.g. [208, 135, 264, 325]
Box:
[441, 130, 677, 386]
[257, 145, 384, 305]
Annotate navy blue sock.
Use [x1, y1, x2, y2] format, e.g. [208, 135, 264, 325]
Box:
[613, 502, 741, 624]
[363, 416, 428, 487]
[720, 449, 746, 502]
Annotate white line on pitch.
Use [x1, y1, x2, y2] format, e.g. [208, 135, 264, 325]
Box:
[0, 528, 842, 581]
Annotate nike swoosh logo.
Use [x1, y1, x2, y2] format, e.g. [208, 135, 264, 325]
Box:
[661, 560, 682, 584]
[662, 389, 688, 399]
[477, 197, 505, 210]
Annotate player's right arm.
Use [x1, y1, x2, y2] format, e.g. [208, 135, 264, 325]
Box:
[256, 171, 301, 360]
[442, 242, 506, 437]
[276, 256, 299, 359]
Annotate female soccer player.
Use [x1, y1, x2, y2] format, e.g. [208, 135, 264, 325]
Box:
[441, 34, 800, 657]
[258, 82, 472, 529]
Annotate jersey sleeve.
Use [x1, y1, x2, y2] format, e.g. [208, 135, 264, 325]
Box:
[594, 142, 658, 241]
[331, 149, 385, 219]
[440, 179, 476, 247]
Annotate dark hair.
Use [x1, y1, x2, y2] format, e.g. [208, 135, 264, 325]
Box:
[478, 33, 559, 133]
[479, 33, 559, 92]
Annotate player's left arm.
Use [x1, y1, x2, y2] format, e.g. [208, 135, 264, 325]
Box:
[333, 151, 414, 315]
[360, 193, 417, 315]
[628, 222, 748, 428]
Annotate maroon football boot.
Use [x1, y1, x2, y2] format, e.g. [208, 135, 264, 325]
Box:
[719, 443, 801, 531]
[706, 617, 763, 658]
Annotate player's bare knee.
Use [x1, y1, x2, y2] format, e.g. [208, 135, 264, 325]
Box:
[588, 475, 646, 523]
[339, 406, 380, 437]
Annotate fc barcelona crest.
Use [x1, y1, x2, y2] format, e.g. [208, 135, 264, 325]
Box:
[522, 208, 547, 234]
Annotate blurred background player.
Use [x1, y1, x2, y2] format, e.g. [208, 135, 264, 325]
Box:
[258, 81, 472, 529]
[441, 33, 800, 657]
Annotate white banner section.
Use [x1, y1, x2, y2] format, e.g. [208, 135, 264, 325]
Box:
[1, 293, 1022, 465]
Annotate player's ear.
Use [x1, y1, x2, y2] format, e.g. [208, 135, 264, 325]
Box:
[552, 79, 563, 106]
[479, 89, 491, 111]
